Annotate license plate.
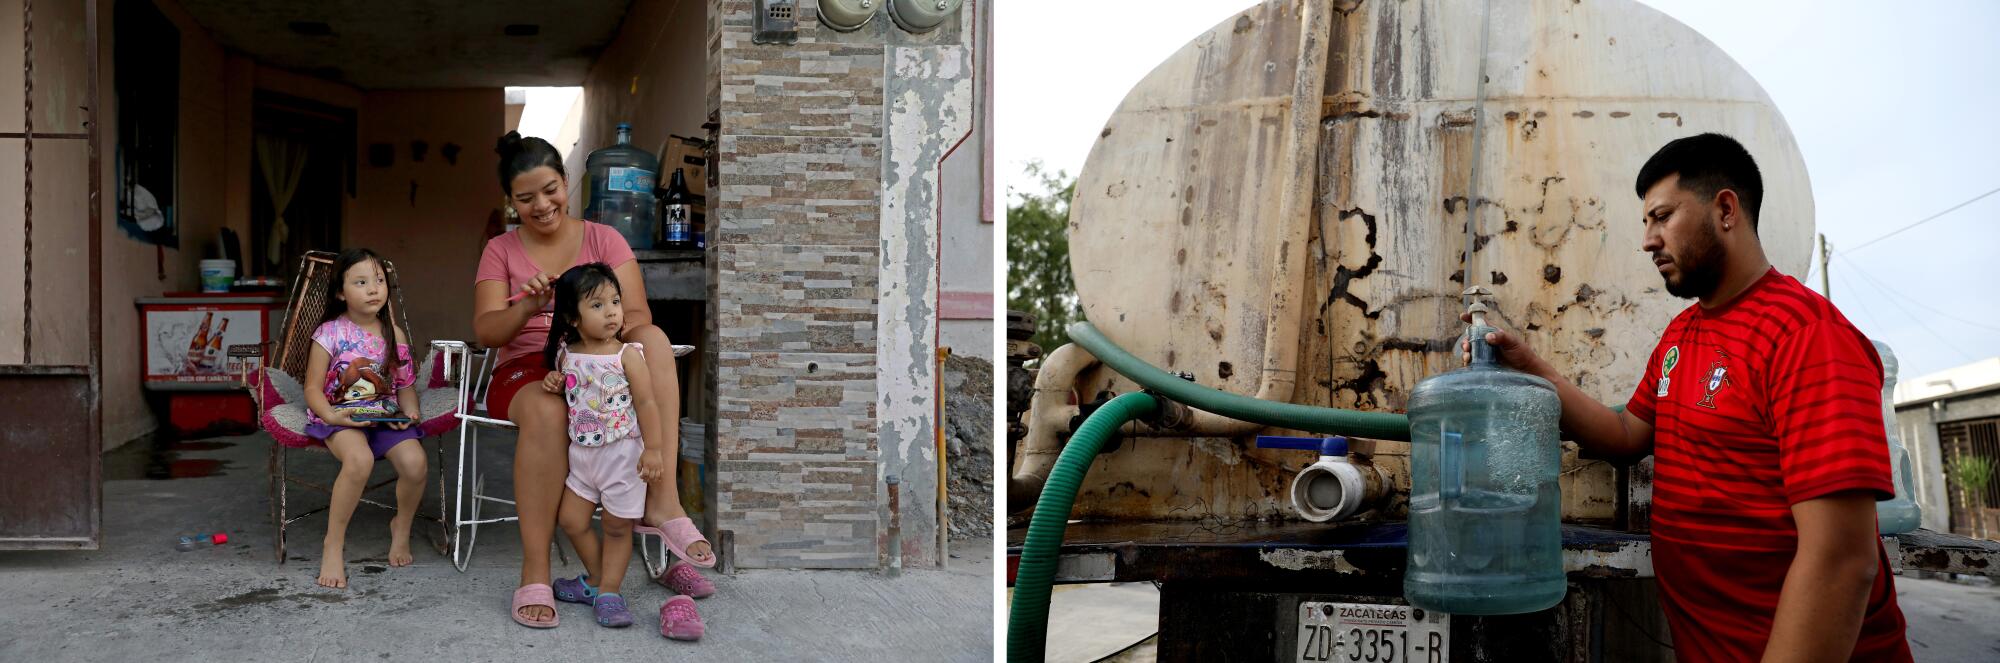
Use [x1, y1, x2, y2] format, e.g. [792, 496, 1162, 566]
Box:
[1295, 601, 1450, 663]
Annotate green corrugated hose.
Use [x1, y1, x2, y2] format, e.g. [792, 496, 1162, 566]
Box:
[1067, 321, 1413, 440]
[1007, 391, 1160, 663]
[1012, 321, 1607, 660]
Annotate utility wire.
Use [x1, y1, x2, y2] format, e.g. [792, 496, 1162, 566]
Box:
[1833, 254, 1976, 362]
[1834, 252, 2000, 333]
[1829, 267, 1885, 337]
[1845, 184, 2000, 253]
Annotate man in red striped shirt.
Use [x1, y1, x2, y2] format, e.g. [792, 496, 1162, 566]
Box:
[1474, 134, 1911, 661]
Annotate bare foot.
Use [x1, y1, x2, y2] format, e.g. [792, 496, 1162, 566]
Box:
[388, 518, 415, 567]
[685, 540, 713, 563]
[318, 543, 348, 589]
[517, 601, 556, 624]
[643, 513, 716, 564]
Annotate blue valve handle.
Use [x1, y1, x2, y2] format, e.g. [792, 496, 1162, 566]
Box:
[1255, 435, 1348, 457]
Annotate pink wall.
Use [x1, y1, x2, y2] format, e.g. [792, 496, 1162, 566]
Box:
[565, 0, 708, 204]
[89, 0, 233, 445]
[350, 90, 505, 351]
[72, 0, 494, 446]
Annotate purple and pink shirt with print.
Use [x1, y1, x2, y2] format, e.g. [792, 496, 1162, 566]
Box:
[308, 315, 415, 425]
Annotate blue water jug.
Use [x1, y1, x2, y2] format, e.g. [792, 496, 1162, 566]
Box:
[1403, 290, 1566, 615]
[584, 123, 660, 249]
[1872, 340, 1921, 534]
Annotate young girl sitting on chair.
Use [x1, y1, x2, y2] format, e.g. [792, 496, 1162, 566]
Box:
[536, 263, 701, 638]
[300, 248, 426, 589]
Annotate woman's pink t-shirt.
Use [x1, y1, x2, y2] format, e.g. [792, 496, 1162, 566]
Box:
[475, 222, 636, 367]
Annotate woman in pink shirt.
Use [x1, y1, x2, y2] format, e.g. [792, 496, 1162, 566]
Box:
[476, 132, 715, 630]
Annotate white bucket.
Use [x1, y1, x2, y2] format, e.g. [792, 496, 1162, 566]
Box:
[199, 259, 235, 293]
[679, 418, 707, 463]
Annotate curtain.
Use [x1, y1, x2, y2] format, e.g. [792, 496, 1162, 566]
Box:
[254, 134, 310, 266]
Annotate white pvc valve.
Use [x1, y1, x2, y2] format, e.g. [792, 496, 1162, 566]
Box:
[889, 0, 962, 33]
[1291, 456, 1370, 523]
[819, 0, 877, 32]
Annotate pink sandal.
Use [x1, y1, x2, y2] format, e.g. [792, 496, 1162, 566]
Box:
[511, 583, 559, 629]
[660, 594, 705, 641]
[636, 517, 716, 568]
[656, 560, 716, 598]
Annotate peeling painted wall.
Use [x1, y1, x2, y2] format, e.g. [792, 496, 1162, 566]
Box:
[877, 45, 971, 567]
[1065, 0, 1814, 522]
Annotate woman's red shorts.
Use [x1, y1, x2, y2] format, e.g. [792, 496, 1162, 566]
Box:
[484, 354, 551, 420]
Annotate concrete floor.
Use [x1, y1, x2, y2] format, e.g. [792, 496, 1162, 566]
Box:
[1042, 583, 1159, 663]
[0, 431, 993, 662]
[1898, 574, 2000, 662]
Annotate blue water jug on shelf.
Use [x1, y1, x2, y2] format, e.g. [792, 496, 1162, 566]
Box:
[1403, 286, 1566, 615]
[584, 123, 659, 249]
[1872, 340, 1921, 535]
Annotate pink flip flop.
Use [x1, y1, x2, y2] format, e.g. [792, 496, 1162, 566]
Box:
[511, 583, 560, 629]
[636, 517, 716, 568]
[656, 560, 716, 598]
[660, 594, 705, 641]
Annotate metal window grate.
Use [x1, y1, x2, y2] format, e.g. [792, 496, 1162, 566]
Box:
[1938, 417, 2000, 537]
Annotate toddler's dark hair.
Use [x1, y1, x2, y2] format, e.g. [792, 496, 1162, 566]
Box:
[542, 262, 623, 370]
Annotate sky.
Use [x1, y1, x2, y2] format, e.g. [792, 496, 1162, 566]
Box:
[513, 86, 583, 159]
[996, 0, 2000, 382]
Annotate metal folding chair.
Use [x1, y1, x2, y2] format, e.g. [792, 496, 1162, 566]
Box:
[238, 251, 456, 563]
[430, 338, 693, 575]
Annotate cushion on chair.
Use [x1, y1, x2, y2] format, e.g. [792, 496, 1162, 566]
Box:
[263, 402, 319, 449]
[263, 366, 307, 411]
[414, 387, 461, 437]
[420, 346, 451, 389]
[259, 349, 460, 448]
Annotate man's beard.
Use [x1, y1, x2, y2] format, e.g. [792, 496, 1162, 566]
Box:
[1659, 216, 1725, 299]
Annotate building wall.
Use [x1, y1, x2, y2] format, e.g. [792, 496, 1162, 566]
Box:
[0, 0, 498, 446]
[705, 0, 976, 569]
[938, 0, 993, 357]
[1897, 389, 2000, 533]
[709, 0, 888, 569]
[87, 0, 233, 446]
[349, 89, 505, 351]
[566, 0, 708, 205]
[2, 0, 97, 369]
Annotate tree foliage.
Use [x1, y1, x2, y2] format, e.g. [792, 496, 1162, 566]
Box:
[1005, 162, 1081, 353]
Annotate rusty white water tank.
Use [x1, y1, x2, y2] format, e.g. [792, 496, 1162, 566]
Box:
[1061, 0, 1813, 521]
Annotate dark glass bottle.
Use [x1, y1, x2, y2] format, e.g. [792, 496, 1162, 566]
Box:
[660, 168, 694, 249]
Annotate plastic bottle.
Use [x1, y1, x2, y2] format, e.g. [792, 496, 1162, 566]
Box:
[172, 531, 228, 551]
[1403, 288, 1566, 615]
[1872, 340, 1921, 534]
[660, 168, 695, 249]
[584, 123, 660, 249]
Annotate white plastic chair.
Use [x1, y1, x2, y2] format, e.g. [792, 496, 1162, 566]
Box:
[430, 339, 691, 575]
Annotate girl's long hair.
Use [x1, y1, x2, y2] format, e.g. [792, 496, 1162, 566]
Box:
[542, 262, 623, 371]
[322, 248, 403, 388]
